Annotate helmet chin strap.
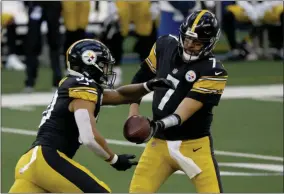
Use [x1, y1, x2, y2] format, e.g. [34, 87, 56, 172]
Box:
[182, 50, 199, 61]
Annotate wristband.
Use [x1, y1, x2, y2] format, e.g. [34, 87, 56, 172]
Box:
[143, 82, 152, 92]
[160, 114, 182, 129]
[109, 154, 118, 164]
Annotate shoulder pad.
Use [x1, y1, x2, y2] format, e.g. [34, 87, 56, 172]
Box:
[156, 34, 179, 52]
[199, 58, 228, 77]
[157, 34, 178, 42]
[60, 76, 98, 89]
[64, 76, 100, 103]
[205, 65, 228, 77]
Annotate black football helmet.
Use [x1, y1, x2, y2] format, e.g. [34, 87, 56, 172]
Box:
[66, 39, 116, 88]
[179, 10, 221, 62]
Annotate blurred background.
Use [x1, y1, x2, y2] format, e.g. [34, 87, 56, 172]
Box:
[1, 1, 283, 193]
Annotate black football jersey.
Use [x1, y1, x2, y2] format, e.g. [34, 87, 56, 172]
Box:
[145, 35, 228, 140]
[31, 75, 103, 158]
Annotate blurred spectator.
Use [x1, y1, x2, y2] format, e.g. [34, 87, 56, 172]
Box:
[223, 1, 283, 61]
[260, 1, 283, 60]
[99, 1, 123, 87]
[158, 1, 215, 37]
[24, 1, 62, 93]
[1, 6, 26, 71]
[100, 1, 158, 87]
[62, 1, 90, 67]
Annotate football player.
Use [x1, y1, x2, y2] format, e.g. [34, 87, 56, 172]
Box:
[23, 1, 63, 93]
[128, 10, 228, 193]
[8, 39, 174, 193]
[62, 1, 91, 67]
[100, 1, 159, 87]
[223, 1, 283, 60]
[1, 10, 26, 70]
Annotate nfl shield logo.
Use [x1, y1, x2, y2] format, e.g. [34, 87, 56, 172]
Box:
[172, 68, 178, 74]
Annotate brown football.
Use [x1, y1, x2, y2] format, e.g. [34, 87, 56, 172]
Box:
[123, 115, 151, 143]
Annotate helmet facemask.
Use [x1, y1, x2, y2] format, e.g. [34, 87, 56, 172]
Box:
[82, 57, 116, 89]
[98, 60, 116, 89]
[179, 28, 220, 62]
[179, 31, 203, 61]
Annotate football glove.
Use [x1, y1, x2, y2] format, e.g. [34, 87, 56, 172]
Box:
[135, 118, 164, 144]
[110, 154, 138, 171]
[148, 118, 165, 134]
[145, 78, 175, 91]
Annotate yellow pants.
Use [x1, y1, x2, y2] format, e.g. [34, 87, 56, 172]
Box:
[1, 13, 14, 28]
[116, 1, 154, 37]
[227, 4, 283, 24]
[62, 1, 90, 31]
[130, 136, 222, 193]
[9, 146, 111, 193]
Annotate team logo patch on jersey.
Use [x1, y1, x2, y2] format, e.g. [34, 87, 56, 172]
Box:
[185, 70, 196, 82]
[82, 50, 97, 65]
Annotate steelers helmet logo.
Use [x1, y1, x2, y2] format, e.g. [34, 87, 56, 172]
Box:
[185, 70, 196, 82]
[82, 50, 97, 65]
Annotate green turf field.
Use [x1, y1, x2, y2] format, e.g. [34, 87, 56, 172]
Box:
[1, 60, 283, 192]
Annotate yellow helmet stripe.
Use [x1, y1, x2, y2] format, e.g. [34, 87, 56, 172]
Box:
[191, 10, 208, 32]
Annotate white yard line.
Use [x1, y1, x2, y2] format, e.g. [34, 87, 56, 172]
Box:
[2, 127, 283, 162]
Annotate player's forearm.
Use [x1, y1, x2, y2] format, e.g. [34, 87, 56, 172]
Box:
[129, 103, 140, 117]
[93, 132, 115, 161]
[89, 115, 117, 162]
[174, 98, 203, 123]
[74, 109, 115, 161]
[152, 98, 203, 130]
[116, 83, 149, 104]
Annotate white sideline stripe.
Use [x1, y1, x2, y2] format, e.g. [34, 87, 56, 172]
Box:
[252, 96, 283, 102]
[219, 162, 283, 172]
[2, 84, 283, 108]
[175, 170, 283, 176]
[2, 127, 283, 162]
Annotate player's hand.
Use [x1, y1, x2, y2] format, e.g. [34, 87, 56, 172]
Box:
[149, 119, 164, 133]
[110, 154, 138, 171]
[145, 78, 175, 91]
[135, 118, 163, 145]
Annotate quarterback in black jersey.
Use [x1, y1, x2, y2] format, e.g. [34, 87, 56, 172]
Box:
[128, 10, 227, 193]
[9, 39, 174, 193]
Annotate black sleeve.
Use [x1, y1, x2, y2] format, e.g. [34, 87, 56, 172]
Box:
[131, 61, 156, 84]
[187, 67, 228, 106]
[130, 61, 156, 104]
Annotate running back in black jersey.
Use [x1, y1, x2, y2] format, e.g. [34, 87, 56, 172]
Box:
[145, 35, 228, 140]
[32, 75, 103, 158]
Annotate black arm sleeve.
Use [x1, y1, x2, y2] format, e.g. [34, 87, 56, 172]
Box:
[130, 61, 156, 104]
[131, 61, 156, 84]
